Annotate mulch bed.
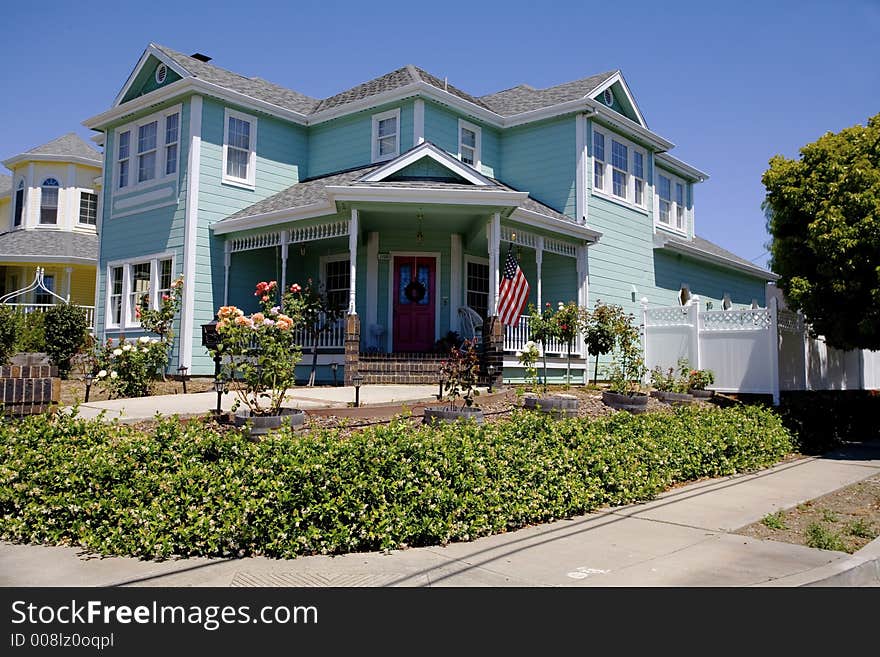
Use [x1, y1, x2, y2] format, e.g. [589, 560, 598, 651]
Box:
[737, 474, 880, 554]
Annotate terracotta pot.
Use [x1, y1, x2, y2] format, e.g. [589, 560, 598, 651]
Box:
[602, 390, 649, 414]
[423, 406, 484, 426]
[523, 393, 579, 418]
[234, 407, 305, 436]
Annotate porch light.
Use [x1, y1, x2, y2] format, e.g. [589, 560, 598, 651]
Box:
[330, 361, 339, 387]
[352, 374, 364, 407]
[83, 371, 94, 403]
[416, 210, 424, 243]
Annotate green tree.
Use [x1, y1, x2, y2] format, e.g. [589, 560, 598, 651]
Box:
[763, 113, 880, 350]
[579, 300, 619, 385]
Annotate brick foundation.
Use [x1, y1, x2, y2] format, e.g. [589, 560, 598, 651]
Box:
[1, 361, 60, 416]
[482, 315, 504, 388]
[358, 352, 445, 384]
[343, 314, 361, 386]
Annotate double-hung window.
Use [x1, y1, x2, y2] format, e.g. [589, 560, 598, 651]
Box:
[107, 255, 174, 329]
[658, 175, 672, 225]
[466, 258, 490, 320]
[675, 182, 685, 230]
[459, 120, 481, 168]
[129, 262, 152, 324]
[164, 113, 179, 176]
[13, 181, 24, 227]
[633, 151, 645, 206]
[40, 178, 59, 225]
[323, 257, 350, 312]
[223, 109, 257, 188]
[137, 121, 158, 183]
[372, 108, 400, 162]
[611, 140, 628, 198]
[79, 191, 98, 225]
[593, 131, 605, 191]
[117, 131, 131, 188]
[108, 266, 124, 326]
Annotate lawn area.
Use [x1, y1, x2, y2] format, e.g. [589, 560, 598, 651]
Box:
[0, 404, 792, 560]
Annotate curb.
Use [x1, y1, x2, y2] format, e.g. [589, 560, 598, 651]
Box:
[757, 534, 880, 587]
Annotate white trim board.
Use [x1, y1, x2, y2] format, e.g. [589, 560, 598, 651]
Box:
[179, 95, 203, 369]
[359, 141, 493, 186]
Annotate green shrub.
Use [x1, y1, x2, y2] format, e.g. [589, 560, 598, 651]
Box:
[42, 304, 89, 378]
[0, 306, 18, 364]
[847, 519, 877, 539]
[0, 405, 793, 560]
[761, 510, 787, 530]
[14, 311, 45, 353]
[805, 523, 846, 551]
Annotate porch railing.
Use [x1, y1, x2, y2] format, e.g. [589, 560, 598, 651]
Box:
[504, 314, 582, 357]
[2, 303, 95, 330]
[292, 314, 346, 350]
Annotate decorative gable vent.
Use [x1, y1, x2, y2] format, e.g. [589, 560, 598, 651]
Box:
[602, 88, 614, 107]
[155, 64, 168, 84]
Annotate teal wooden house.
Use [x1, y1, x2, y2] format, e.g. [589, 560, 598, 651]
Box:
[84, 44, 776, 383]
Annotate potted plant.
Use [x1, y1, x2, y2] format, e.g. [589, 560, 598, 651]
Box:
[553, 301, 580, 386]
[580, 300, 617, 386]
[518, 339, 578, 418]
[649, 357, 695, 405]
[601, 307, 649, 413]
[687, 368, 715, 398]
[423, 339, 484, 425]
[526, 302, 558, 391]
[212, 280, 306, 436]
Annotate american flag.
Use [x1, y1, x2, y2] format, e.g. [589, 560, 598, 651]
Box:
[497, 244, 530, 326]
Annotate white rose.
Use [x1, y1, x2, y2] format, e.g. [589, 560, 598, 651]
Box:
[97, 369, 107, 378]
[110, 371, 118, 379]
[142, 348, 149, 353]
[122, 344, 132, 351]
[112, 348, 123, 356]
[138, 336, 150, 344]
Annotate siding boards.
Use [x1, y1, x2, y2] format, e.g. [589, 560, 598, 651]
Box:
[423, 101, 500, 178]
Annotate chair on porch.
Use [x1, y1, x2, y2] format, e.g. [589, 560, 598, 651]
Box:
[458, 306, 483, 347]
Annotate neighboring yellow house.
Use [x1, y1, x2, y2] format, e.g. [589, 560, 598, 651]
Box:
[0, 133, 101, 327]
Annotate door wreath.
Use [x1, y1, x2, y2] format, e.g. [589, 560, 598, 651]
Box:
[404, 279, 426, 303]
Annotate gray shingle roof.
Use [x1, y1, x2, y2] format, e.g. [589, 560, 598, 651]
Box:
[479, 71, 617, 115]
[25, 133, 102, 163]
[221, 152, 573, 226]
[0, 230, 98, 261]
[153, 44, 320, 115]
[663, 233, 775, 278]
[0, 174, 11, 198]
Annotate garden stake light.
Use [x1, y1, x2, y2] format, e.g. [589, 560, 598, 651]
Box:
[353, 374, 363, 407]
[83, 371, 94, 403]
[330, 361, 339, 386]
[177, 365, 189, 394]
[486, 363, 495, 393]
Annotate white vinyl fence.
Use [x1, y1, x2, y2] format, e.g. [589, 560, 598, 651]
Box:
[643, 296, 879, 404]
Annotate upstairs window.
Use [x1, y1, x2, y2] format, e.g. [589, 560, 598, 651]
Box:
[459, 120, 481, 168]
[79, 191, 98, 225]
[593, 131, 605, 191]
[13, 181, 24, 227]
[658, 175, 671, 225]
[371, 108, 400, 162]
[40, 178, 59, 225]
[633, 151, 645, 206]
[137, 121, 158, 183]
[611, 140, 628, 198]
[164, 112, 179, 176]
[223, 109, 257, 188]
[675, 182, 685, 230]
[117, 131, 130, 188]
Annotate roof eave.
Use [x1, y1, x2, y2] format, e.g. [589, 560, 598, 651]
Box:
[510, 208, 602, 243]
[2, 153, 102, 169]
[655, 152, 710, 182]
[326, 185, 528, 206]
[212, 201, 337, 235]
[657, 239, 779, 280]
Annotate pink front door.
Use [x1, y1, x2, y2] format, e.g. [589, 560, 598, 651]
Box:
[393, 256, 436, 352]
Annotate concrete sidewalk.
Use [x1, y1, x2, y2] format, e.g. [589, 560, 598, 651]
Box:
[2, 441, 879, 587]
[67, 384, 450, 422]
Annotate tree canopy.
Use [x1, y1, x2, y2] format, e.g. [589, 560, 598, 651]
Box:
[763, 113, 880, 350]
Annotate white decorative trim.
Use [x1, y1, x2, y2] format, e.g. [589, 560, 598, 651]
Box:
[575, 113, 588, 225]
[359, 141, 493, 186]
[371, 108, 401, 163]
[457, 119, 481, 170]
[222, 107, 258, 189]
[326, 185, 526, 206]
[112, 44, 192, 107]
[179, 95, 202, 369]
[111, 199, 178, 219]
[589, 71, 648, 128]
[655, 152, 709, 182]
[287, 220, 349, 244]
[211, 201, 336, 235]
[228, 231, 281, 254]
[1, 153, 102, 169]
[113, 185, 174, 209]
[656, 237, 779, 281]
[413, 99, 425, 145]
[508, 208, 602, 242]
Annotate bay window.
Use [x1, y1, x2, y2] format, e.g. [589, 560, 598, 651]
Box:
[106, 255, 174, 328]
[658, 175, 672, 224]
[675, 182, 685, 230]
[114, 105, 181, 192]
[656, 170, 689, 233]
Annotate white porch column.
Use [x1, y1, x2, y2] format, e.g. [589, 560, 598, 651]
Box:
[576, 243, 589, 309]
[348, 208, 358, 315]
[366, 231, 378, 345]
[280, 230, 289, 294]
[535, 236, 544, 310]
[488, 212, 500, 316]
[223, 241, 231, 306]
[63, 267, 72, 303]
[450, 233, 462, 331]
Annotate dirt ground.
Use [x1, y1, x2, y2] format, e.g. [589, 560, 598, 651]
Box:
[59, 376, 216, 406]
[737, 474, 880, 554]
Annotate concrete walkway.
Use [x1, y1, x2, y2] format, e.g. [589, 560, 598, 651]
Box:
[2, 441, 879, 587]
[67, 385, 450, 422]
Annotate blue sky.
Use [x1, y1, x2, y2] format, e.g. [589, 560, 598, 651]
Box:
[3, 0, 878, 268]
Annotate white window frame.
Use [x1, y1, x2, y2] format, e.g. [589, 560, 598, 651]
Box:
[371, 108, 400, 163]
[113, 104, 182, 195]
[136, 120, 159, 184]
[458, 119, 482, 170]
[12, 180, 25, 228]
[39, 178, 61, 225]
[105, 252, 175, 330]
[464, 255, 490, 320]
[319, 253, 351, 312]
[654, 168, 689, 235]
[222, 108, 258, 189]
[591, 125, 648, 213]
[78, 191, 98, 226]
[164, 112, 180, 176]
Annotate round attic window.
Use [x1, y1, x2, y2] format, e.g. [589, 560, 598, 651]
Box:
[155, 64, 168, 84]
[602, 88, 614, 106]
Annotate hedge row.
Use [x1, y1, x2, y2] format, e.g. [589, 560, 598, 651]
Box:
[0, 406, 793, 559]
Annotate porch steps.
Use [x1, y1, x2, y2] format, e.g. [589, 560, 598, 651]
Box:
[357, 352, 445, 384]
